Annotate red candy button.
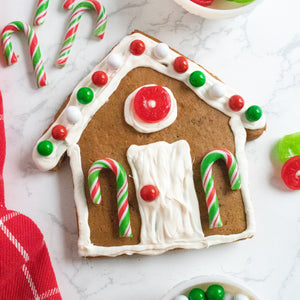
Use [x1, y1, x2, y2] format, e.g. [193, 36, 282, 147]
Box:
[52, 125, 68, 140]
[281, 156, 300, 190]
[229, 95, 245, 111]
[190, 0, 214, 6]
[173, 56, 189, 73]
[133, 86, 171, 123]
[130, 40, 146, 56]
[92, 71, 108, 87]
[140, 185, 159, 202]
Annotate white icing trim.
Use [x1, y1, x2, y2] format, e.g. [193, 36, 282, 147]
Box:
[124, 85, 177, 133]
[32, 32, 265, 171]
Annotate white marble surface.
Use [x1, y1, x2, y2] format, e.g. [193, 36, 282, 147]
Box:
[1, 0, 300, 299]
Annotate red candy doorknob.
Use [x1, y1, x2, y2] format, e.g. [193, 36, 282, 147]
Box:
[281, 156, 300, 190]
[133, 86, 171, 123]
[140, 185, 159, 202]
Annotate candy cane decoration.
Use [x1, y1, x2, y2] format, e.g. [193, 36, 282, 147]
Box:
[1, 21, 47, 88]
[56, 0, 107, 67]
[88, 158, 132, 238]
[200, 149, 241, 229]
[33, 0, 76, 26]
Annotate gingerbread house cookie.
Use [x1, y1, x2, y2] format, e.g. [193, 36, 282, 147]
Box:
[33, 31, 266, 257]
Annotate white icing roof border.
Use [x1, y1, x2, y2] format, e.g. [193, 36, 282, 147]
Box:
[32, 31, 266, 172]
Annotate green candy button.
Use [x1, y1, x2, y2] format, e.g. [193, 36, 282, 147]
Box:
[206, 284, 225, 300]
[188, 288, 206, 300]
[77, 87, 94, 104]
[37, 140, 53, 156]
[245, 105, 263, 122]
[189, 71, 206, 87]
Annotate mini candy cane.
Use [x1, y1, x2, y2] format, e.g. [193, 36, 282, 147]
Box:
[1, 21, 47, 88]
[33, 0, 76, 26]
[88, 158, 132, 238]
[200, 149, 241, 229]
[56, 0, 107, 67]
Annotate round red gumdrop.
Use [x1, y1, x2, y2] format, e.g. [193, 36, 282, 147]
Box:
[190, 0, 214, 6]
[133, 86, 171, 123]
[130, 40, 146, 56]
[52, 125, 68, 140]
[281, 156, 300, 190]
[229, 95, 245, 111]
[140, 185, 159, 202]
[92, 71, 108, 87]
[173, 56, 189, 73]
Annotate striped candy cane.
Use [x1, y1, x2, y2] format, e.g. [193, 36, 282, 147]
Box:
[33, 0, 76, 26]
[1, 21, 47, 88]
[56, 0, 107, 67]
[200, 149, 241, 229]
[88, 158, 132, 238]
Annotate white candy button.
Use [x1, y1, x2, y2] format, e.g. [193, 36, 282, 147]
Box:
[107, 53, 123, 69]
[66, 106, 82, 124]
[234, 294, 249, 300]
[174, 295, 189, 300]
[208, 82, 226, 99]
[224, 293, 234, 300]
[153, 43, 169, 59]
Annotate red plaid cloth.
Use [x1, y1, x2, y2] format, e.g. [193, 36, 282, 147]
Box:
[0, 92, 62, 299]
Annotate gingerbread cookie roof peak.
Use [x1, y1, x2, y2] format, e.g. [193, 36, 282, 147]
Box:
[33, 31, 265, 257]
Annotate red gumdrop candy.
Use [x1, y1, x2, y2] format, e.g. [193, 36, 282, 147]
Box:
[130, 40, 146, 56]
[281, 156, 300, 190]
[173, 56, 189, 73]
[140, 185, 159, 202]
[229, 95, 245, 111]
[133, 86, 171, 123]
[92, 71, 108, 86]
[190, 0, 214, 6]
[52, 125, 68, 140]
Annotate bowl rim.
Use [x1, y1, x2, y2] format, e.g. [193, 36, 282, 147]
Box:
[174, 0, 264, 14]
[161, 275, 263, 300]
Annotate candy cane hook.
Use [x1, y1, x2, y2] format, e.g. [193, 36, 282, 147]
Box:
[1, 21, 48, 88]
[56, 0, 107, 67]
[88, 158, 132, 238]
[200, 149, 241, 229]
[33, 0, 76, 26]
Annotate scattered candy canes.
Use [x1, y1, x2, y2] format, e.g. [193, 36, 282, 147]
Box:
[1, 21, 47, 88]
[88, 158, 132, 237]
[200, 149, 241, 229]
[33, 0, 76, 26]
[57, 0, 107, 67]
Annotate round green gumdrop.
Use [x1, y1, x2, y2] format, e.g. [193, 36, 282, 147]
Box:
[188, 288, 206, 300]
[77, 87, 94, 104]
[189, 71, 206, 88]
[276, 132, 300, 163]
[37, 140, 53, 156]
[206, 284, 225, 300]
[245, 105, 262, 122]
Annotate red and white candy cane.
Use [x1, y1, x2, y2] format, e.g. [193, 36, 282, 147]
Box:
[56, 0, 107, 67]
[200, 149, 241, 229]
[33, 0, 76, 26]
[1, 21, 47, 88]
[88, 158, 132, 238]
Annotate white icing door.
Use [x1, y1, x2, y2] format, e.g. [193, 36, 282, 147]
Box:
[127, 140, 204, 245]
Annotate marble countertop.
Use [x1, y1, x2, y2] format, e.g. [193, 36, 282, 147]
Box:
[1, 0, 300, 299]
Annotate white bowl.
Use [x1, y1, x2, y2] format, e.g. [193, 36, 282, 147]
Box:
[173, 0, 264, 19]
[161, 275, 262, 300]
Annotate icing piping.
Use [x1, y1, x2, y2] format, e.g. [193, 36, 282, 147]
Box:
[32, 32, 265, 171]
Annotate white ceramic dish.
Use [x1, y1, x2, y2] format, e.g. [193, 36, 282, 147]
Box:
[161, 275, 262, 300]
[173, 0, 264, 19]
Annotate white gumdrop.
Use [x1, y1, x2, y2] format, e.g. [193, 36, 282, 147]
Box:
[107, 53, 123, 69]
[223, 293, 234, 300]
[153, 43, 170, 59]
[208, 82, 226, 99]
[174, 295, 189, 300]
[234, 294, 249, 300]
[66, 106, 82, 124]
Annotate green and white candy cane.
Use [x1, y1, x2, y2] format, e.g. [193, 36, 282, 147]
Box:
[200, 149, 241, 229]
[88, 158, 132, 238]
[57, 0, 107, 67]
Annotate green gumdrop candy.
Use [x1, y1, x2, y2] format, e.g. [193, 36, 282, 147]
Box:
[276, 132, 300, 163]
[188, 288, 206, 300]
[206, 284, 225, 300]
